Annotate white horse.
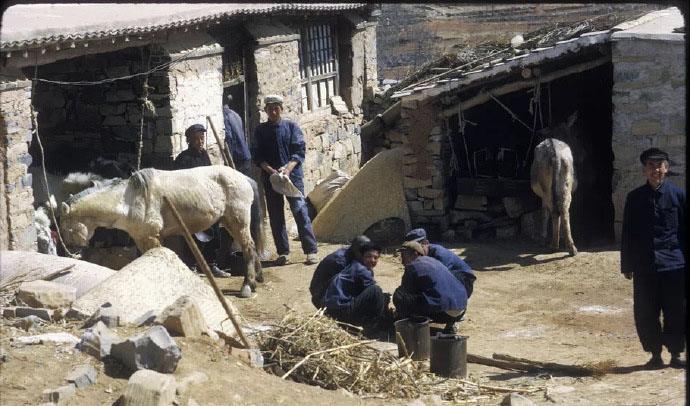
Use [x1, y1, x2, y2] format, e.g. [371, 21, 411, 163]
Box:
[60, 165, 264, 297]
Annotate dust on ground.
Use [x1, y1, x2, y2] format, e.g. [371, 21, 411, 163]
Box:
[0, 239, 686, 405]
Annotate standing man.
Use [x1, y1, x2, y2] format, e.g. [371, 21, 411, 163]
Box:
[393, 241, 468, 334]
[223, 95, 252, 176]
[252, 95, 318, 265]
[173, 124, 232, 278]
[621, 147, 685, 369]
[404, 228, 476, 298]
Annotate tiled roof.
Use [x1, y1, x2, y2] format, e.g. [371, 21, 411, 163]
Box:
[1, 3, 367, 50]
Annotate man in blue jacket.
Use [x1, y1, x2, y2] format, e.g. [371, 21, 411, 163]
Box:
[404, 228, 476, 297]
[309, 236, 372, 309]
[621, 147, 685, 369]
[393, 241, 468, 334]
[323, 241, 390, 333]
[252, 95, 318, 265]
[223, 95, 252, 176]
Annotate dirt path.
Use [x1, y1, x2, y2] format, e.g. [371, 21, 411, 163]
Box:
[0, 239, 685, 405]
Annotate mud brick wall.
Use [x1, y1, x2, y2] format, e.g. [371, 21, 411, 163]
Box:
[611, 36, 685, 240]
[1, 80, 36, 251]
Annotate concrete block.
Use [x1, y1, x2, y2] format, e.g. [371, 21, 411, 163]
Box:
[15, 307, 53, 321]
[17, 280, 76, 309]
[65, 364, 97, 389]
[83, 302, 122, 328]
[42, 384, 76, 404]
[155, 295, 208, 338]
[110, 325, 182, 373]
[121, 369, 176, 406]
[78, 321, 124, 360]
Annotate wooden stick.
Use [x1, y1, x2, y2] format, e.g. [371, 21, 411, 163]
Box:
[457, 378, 543, 394]
[467, 353, 540, 372]
[493, 353, 595, 376]
[281, 340, 376, 380]
[162, 195, 250, 349]
[205, 115, 234, 168]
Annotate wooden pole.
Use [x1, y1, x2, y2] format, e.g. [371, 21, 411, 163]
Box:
[162, 195, 251, 349]
[206, 115, 235, 168]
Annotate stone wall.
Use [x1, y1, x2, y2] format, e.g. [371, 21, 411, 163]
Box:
[611, 37, 685, 240]
[0, 80, 36, 251]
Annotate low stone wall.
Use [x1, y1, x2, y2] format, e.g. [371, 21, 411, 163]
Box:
[611, 36, 685, 240]
[0, 80, 36, 251]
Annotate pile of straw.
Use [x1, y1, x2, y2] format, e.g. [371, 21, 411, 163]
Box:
[258, 310, 541, 401]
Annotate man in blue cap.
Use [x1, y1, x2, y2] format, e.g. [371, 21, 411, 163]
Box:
[621, 147, 685, 369]
[404, 228, 476, 297]
[223, 95, 252, 176]
[252, 95, 318, 266]
[173, 124, 232, 278]
[393, 241, 467, 334]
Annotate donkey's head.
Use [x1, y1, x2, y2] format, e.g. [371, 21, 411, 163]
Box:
[59, 202, 95, 248]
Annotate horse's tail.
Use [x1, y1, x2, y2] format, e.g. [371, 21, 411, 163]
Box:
[248, 176, 265, 257]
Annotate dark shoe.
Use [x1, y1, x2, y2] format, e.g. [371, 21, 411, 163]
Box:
[669, 354, 686, 369]
[210, 265, 232, 278]
[643, 354, 664, 370]
[275, 255, 288, 266]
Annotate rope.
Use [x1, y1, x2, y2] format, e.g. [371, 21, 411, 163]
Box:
[30, 60, 78, 258]
[458, 112, 473, 177]
[136, 47, 153, 171]
[487, 91, 533, 132]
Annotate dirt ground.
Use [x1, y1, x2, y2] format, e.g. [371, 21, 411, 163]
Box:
[0, 239, 686, 405]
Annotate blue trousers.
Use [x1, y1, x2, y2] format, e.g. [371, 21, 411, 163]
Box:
[263, 175, 317, 255]
[633, 271, 685, 354]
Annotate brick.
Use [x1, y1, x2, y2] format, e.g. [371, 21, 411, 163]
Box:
[403, 176, 432, 188]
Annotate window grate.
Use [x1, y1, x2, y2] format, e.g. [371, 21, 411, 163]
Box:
[299, 23, 339, 112]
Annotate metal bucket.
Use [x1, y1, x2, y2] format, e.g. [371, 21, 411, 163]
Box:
[394, 316, 431, 360]
[430, 333, 468, 378]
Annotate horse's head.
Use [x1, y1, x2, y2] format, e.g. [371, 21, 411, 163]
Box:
[59, 202, 94, 248]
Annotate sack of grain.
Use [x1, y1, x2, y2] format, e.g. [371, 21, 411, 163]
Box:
[307, 169, 351, 213]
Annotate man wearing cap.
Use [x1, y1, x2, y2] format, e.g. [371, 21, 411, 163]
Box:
[393, 241, 468, 334]
[404, 228, 476, 298]
[310, 235, 372, 309]
[252, 95, 318, 265]
[621, 147, 685, 369]
[173, 124, 233, 278]
[223, 95, 252, 176]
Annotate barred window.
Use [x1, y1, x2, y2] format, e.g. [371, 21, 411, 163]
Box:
[298, 23, 339, 112]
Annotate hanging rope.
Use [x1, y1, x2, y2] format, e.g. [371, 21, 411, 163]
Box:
[458, 112, 474, 177]
[136, 47, 154, 171]
[30, 60, 78, 258]
[487, 91, 533, 132]
[524, 80, 544, 167]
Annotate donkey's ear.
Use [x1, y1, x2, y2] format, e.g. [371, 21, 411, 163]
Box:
[566, 111, 579, 128]
[60, 202, 70, 216]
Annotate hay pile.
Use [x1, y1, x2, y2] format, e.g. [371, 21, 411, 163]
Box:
[258, 310, 541, 401]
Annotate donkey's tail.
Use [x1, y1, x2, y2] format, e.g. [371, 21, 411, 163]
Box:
[248, 177, 265, 257]
[550, 140, 564, 215]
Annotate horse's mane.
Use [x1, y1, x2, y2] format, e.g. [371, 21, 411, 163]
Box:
[127, 168, 156, 196]
[66, 177, 125, 204]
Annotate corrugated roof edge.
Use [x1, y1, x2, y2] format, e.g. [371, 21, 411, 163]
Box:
[1, 3, 367, 50]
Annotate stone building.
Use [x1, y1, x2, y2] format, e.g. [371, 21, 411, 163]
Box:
[367, 7, 685, 246]
[0, 3, 379, 251]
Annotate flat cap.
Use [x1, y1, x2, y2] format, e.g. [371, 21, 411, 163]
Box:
[404, 228, 427, 242]
[398, 240, 425, 256]
[185, 123, 206, 137]
[639, 148, 669, 164]
[264, 94, 284, 106]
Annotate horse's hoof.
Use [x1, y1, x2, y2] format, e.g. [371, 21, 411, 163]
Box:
[239, 285, 252, 298]
[569, 248, 578, 256]
[256, 273, 264, 283]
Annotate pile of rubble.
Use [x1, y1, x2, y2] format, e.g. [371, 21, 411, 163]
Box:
[0, 247, 260, 405]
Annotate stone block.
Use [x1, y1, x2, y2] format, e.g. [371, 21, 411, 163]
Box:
[13, 315, 45, 331]
[631, 119, 661, 136]
[419, 188, 443, 199]
[449, 210, 493, 225]
[2, 307, 16, 318]
[65, 364, 97, 389]
[502, 197, 524, 218]
[423, 199, 434, 210]
[403, 176, 432, 188]
[83, 302, 122, 329]
[500, 393, 535, 406]
[78, 321, 124, 360]
[155, 295, 208, 338]
[42, 384, 76, 404]
[230, 347, 264, 368]
[404, 188, 418, 200]
[496, 224, 518, 239]
[120, 369, 176, 406]
[15, 307, 54, 321]
[520, 210, 542, 241]
[433, 197, 444, 210]
[110, 325, 182, 373]
[13, 332, 79, 346]
[408, 200, 424, 213]
[17, 280, 76, 309]
[426, 142, 442, 155]
[454, 195, 487, 211]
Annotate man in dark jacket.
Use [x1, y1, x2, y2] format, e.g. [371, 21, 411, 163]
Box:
[621, 147, 685, 369]
[223, 95, 252, 176]
[252, 95, 318, 266]
[324, 241, 391, 334]
[404, 228, 476, 297]
[172, 124, 232, 278]
[309, 236, 372, 309]
[393, 241, 468, 334]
